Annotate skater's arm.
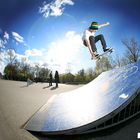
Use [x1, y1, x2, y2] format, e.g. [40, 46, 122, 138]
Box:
[99, 22, 110, 28]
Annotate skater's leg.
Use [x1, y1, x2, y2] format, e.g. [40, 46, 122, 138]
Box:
[95, 34, 107, 51]
[89, 36, 97, 52]
[83, 37, 99, 59]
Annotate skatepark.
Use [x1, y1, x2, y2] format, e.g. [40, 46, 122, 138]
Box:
[0, 62, 140, 140]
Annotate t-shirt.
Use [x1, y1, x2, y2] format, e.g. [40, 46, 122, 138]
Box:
[82, 29, 96, 42]
[82, 26, 101, 41]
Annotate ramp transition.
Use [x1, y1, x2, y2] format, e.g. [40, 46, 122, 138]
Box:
[24, 62, 140, 135]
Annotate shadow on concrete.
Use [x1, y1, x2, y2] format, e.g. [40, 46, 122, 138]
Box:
[50, 86, 58, 90]
[43, 85, 52, 89]
[20, 85, 27, 88]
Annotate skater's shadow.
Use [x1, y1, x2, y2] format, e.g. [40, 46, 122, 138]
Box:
[20, 85, 27, 88]
[50, 86, 58, 90]
[43, 85, 52, 89]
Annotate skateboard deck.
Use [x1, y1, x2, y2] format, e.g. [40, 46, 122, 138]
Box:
[94, 48, 113, 60]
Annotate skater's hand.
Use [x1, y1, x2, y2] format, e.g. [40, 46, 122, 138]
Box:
[106, 22, 110, 26]
[107, 22, 110, 25]
[91, 53, 95, 59]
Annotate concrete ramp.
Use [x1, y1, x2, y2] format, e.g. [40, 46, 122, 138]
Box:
[24, 62, 140, 135]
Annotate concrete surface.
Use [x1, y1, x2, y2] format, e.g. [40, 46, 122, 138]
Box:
[0, 79, 81, 140]
[0, 79, 140, 140]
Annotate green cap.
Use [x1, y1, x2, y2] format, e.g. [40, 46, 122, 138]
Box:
[89, 22, 99, 30]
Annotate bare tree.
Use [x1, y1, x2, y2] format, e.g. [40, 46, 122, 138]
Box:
[122, 38, 140, 63]
[114, 54, 129, 68]
[95, 56, 112, 75]
[3, 49, 18, 80]
[6, 49, 17, 64]
[114, 54, 122, 68]
[85, 68, 97, 82]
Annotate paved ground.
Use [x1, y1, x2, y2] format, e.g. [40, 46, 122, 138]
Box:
[0, 79, 140, 140]
[0, 79, 82, 140]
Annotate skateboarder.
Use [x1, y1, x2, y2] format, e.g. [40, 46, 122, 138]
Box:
[82, 21, 110, 59]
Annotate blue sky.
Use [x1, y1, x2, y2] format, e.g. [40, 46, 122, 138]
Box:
[0, 0, 140, 74]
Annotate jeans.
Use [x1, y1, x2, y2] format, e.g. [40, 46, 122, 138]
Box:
[84, 34, 107, 52]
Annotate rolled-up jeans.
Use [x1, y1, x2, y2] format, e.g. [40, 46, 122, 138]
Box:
[83, 34, 107, 52]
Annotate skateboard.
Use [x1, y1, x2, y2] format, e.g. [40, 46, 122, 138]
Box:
[94, 48, 113, 60]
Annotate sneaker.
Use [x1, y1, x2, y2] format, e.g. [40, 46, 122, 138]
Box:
[95, 54, 99, 57]
[93, 51, 98, 55]
[91, 52, 99, 59]
[104, 48, 110, 52]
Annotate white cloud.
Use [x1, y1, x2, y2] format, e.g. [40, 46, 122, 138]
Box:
[0, 51, 4, 61]
[3, 49, 25, 61]
[1, 30, 28, 49]
[6, 49, 16, 57]
[0, 49, 29, 74]
[0, 60, 5, 74]
[25, 49, 42, 57]
[0, 39, 4, 48]
[0, 30, 93, 74]
[0, 32, 9, 48]
[12, 31, 24, 43]
[4, 32, 9, 40]
[11, 31, 30, 48]
[0, 50, 11, 74]
[5, 49, 25, 62]
[0, 50, 15, 74]
[43, 31, 84, 73]
[39, 0, 74, 18]
[16, 54, 28, 61]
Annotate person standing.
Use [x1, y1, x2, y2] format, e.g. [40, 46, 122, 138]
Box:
[49, 71, 53, 86]
[54, 70, 59, 88]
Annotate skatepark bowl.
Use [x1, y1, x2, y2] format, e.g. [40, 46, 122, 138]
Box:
[24, 61, 140, 135]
